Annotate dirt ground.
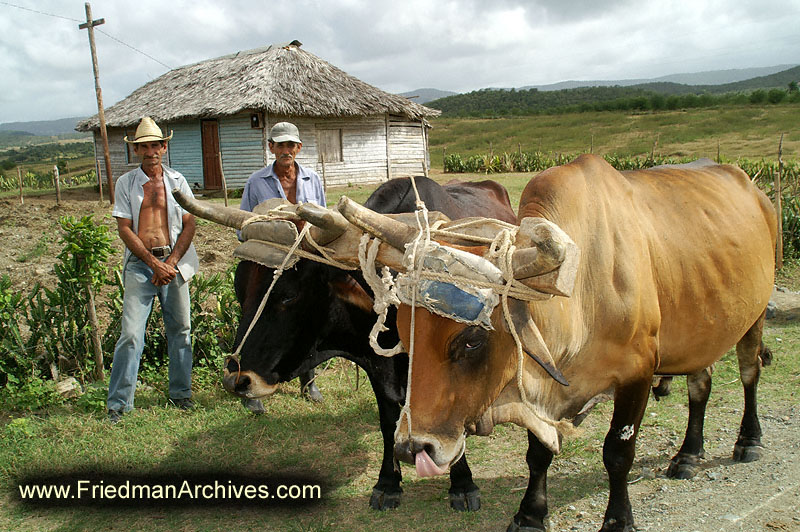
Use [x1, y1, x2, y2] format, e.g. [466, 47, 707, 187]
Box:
[0, 187, 239, 295]
[2, 187, 800, 532]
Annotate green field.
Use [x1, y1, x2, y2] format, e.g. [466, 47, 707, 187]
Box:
[427, 106, 799, 168]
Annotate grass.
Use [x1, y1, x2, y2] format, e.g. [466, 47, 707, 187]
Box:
[1, 316, 799, 532]
[428, 105, 800, 167]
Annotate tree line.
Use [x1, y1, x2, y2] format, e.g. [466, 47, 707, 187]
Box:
[428, 84, 800, 117]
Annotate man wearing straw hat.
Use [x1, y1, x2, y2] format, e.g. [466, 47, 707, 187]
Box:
[107, 116, 199, 424]
[238, 121, 325, 411]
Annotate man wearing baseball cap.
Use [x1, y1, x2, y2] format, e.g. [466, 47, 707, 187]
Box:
[238, 122, 326, 411]
[107, 116, 199, 424]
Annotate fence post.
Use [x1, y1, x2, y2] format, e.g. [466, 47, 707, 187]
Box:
[17, 167, 23, 205]
[54, 165, 61, 205]
[776, 134, 784, 269]
[217, 152, 229, 207]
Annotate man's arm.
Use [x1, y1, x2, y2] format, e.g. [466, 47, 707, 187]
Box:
[165, 213, 196, 270]
[117, 217, 177, 286]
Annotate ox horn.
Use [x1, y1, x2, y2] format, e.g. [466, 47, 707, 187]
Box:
[173, 189, 350, 247]
[296, 202, 352, 245]
[511, 217, 579, 297]
[336, 196, 418, 251]
[173, 188, 257, 229]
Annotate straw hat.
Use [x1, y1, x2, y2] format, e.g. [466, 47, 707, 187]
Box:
[123, 116, 173, 144]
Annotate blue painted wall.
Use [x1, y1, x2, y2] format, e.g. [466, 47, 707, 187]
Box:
[168, 121, 203, 187]
[219, 115, 265, 188]
[166, 115, 264, 189]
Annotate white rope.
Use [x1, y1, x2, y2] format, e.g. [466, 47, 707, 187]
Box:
[394, 175, 436, 441]
[358, 235, 404, 357]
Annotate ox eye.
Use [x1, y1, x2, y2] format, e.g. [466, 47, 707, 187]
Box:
[449, 326, 489, 363]
[279, 293, 298, 306]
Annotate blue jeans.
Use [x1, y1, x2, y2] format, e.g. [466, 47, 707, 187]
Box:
[107, 256, 193, 412]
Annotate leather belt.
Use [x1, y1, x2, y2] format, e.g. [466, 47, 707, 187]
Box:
[150, 245, 172, 258]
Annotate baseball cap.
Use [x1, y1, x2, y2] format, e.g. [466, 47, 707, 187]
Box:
[269, 122, 301, 143]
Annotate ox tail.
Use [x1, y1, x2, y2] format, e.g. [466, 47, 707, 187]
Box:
[759, 341, 773, 367]
[651, 376, 673, 401]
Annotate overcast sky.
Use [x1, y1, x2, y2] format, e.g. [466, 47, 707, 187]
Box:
[1, 0, 799, 123]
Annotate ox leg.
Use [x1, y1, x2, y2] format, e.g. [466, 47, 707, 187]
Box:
[600, 378, 650, 532]
[733, 315, 766, 463]
[507, 431, 553, 532]
[448, 453, 481, 511]
[666, 368, 712, 479]
[368, 382, 403, 510]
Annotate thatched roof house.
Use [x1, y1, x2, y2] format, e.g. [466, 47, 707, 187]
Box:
[77, 41, 440, 191]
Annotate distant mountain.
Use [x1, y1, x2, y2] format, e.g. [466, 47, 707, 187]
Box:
[0, 117, 88, 136]
[399, 88, 458, 105]
[522, 65, 798, 91]
[426, 65, 800, 116]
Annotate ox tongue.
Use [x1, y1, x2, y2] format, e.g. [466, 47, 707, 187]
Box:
[415, 450, 447, 477]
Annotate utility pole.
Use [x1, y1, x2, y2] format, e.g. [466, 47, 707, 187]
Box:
[79, 2, 114, 204]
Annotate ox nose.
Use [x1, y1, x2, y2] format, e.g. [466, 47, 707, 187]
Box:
[222, 355, 258, 397]
[393, 438, 435, 465]
[222, 372, 251, 396]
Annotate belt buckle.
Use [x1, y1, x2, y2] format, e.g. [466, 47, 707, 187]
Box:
[151, 246, 170, 258]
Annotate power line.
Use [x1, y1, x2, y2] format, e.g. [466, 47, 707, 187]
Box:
[95, 29, 173, 69]
[1, 1, 173, 70]
[0, 0, 80, 22]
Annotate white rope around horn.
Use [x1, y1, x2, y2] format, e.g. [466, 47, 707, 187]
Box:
[358, 234, 404, 357]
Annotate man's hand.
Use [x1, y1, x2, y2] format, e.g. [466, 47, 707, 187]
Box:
[150, 258, 178, 286]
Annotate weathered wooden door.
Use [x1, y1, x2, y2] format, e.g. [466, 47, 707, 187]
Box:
[201, 120, 221, 190]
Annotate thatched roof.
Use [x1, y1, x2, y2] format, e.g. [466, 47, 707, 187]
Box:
[76, 41, 439, 131]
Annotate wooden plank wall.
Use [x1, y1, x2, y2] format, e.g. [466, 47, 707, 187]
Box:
[218, 114, 266, 189]
[92, 114, 431, 191]
[93, 128, 138, 185]
[388, 119, 427, 178]
[168, 121, 203, 187]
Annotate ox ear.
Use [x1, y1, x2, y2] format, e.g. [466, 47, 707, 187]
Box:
[330, 274, 374, 314]
[507, 301, 569, 386]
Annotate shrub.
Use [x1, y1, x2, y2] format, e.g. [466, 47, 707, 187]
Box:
[768, 89, 787, 104]
[25, 215, 115, 382]
[0, 275, 31, 386]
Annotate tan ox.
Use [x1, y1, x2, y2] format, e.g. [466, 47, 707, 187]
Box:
[315, 155, 776, 532]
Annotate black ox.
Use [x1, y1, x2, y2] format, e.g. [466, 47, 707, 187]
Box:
[224, 176, 516, 510]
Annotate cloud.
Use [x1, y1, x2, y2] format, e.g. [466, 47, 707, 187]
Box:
[0, 0, 798, 122]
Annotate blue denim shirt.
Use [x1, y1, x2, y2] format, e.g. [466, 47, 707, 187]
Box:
[112, 165, 200, 282]
[239, 161, 326, 212]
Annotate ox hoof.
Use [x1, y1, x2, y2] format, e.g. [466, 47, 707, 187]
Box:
[449, 488, 481, 511]
[665, 451, 703, 480]
[733, 443, 764, 463]
[369, 488, 402, 510]
[599, 517, 635, 532]
[302, 382, 324, 403]
[241, 398, 266, 415]
[666, 463, 697, 480]
[506, 518, 546, 532]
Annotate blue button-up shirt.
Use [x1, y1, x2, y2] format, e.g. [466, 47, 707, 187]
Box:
[239, 161, 327, 212]
[112, 165, 200, 282]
